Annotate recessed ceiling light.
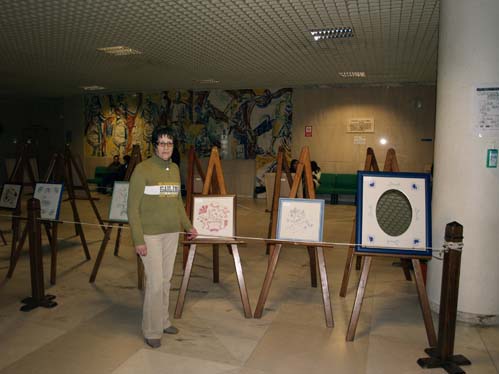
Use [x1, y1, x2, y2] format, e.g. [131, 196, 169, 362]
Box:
[310, 27, 353, 41]
[338, 71, 366, 78]
[97, 46, 142, 56]
[193, 79, 220, 84]
[80, 85, 105, 91]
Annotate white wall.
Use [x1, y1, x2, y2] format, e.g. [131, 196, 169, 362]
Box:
[292, 86, 436, 173]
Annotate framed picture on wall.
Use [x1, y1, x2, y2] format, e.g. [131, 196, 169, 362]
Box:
[276, 198, 325, 243]
[192, 195, 236, 239]
[0, 184, 22, 210]
[34, 183, 64, 220]
[109, 181, 129, 222]
[356, 171, 431, 257]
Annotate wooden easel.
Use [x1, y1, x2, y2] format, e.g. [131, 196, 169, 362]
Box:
[89, 144, 145, 289]
[6, 145, 104, 284]
[345, 155, 437, 345]
[254, 146, 334, 327]
[174, 146, 252, 319]
[266, 146, 294, 257]
[182, 147, 206, 267]
[5, 143, 38, 261]
[339, 148, 411, 297]
[4, 143, 38, 277]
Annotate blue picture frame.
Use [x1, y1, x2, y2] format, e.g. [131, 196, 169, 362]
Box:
[34, 182, 64, 221]
[355, 171, 431, 257]
[276, 197, 325, 243]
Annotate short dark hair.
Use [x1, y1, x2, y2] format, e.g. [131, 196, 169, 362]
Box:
[151, 126, 174, 148]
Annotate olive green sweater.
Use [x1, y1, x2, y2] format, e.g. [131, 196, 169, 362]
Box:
[127, 154, 192, 246]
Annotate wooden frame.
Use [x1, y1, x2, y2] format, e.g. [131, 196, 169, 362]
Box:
[89, 144, 144, 289]
[175, 146, 252, 319]
[254, 146, 334, 328]
[340, 147, 412, 298]
[0, 183, 22, 210]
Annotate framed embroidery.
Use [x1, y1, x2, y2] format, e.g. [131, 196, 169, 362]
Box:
[0, 184, 22, 210]
[276, 198, 325, 243]
[193, 195, 236, 239]
[33, 183, 63, 220]
[109, 181, 129, 222]
[356, 171, 431, 257]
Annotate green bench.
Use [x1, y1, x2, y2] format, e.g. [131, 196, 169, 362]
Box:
[87, 166, 110, 186]
[316, 173, 357, 204]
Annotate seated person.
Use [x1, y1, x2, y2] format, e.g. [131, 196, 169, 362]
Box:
[98, 155, 122, 194]
[311, 161, 321, 189]
[118, 155, 131, 180]
[289, 159, 298, 173]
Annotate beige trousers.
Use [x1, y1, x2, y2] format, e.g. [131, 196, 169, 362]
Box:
[140, 232, 179, 339]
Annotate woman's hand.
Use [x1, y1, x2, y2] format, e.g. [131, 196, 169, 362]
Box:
[187, 227, 198, 240]
[135, 244, 147, 256]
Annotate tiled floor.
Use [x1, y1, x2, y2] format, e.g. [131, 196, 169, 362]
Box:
[0, 195, 498, 374]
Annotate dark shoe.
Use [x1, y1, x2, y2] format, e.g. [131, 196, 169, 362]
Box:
[163, 326, 179, 334]
[145, 338, 161, 348]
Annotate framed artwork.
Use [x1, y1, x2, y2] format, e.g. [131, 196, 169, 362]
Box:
[356, 171, 431, 257]
[34, 183, 63, 220]
[109, 181, 129, 222]
[192, 195, 235, 239]
[276, 198, 325, 243]
[0, 184, 22, 210]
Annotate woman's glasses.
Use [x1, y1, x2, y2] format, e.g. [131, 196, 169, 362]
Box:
[157, 141, 174, 148]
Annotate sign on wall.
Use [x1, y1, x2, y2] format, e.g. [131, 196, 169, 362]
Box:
[347, 118, 375, 133]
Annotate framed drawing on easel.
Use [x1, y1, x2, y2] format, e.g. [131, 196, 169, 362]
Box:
[356, 171, 432, 257]
[34, 183, 63, 220]
[108, 181, 129, 223]
[192, 195, 235, 239]
[0, 184, 22, 210]
[276, 198, 325, 243]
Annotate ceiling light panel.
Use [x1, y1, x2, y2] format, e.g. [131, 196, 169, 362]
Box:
[0, 0, 440, 96]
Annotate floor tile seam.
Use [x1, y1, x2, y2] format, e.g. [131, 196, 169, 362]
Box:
[477, 330, 499, 373]
[147, 349, 243, 371]
[0, 325, 69, 374]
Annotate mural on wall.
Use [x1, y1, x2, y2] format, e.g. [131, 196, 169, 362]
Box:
[84, 88, 292, 189]
[84, 91, 192, 159]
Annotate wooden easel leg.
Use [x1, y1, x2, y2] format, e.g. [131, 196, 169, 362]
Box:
[229, 244, 252, 318]
[355, 255, 362, 270]
[137, 255, 144, 290]
[307, 246, 317, 288]
[213, 244, 219, 283]
[340, 246, 355, 297]
[113, 224, 122, 256]
[316, 247, 334, 328]
[175, 244, 197, 318]
[89, 225, 113, 283]
[346, 256, 372, 341]
[10, 217, 20, 266]
[49, 223, 58, 285]
[412, 259, 437, 347]
[254, 244, 282, 318]
[0, 230, 7, 245]
[340, 219, 357, 297]
[182, 244, 189, 269]
[401, 258, 413, 281]
[6, 225, 28, 278]
[68, 197, 91, 260]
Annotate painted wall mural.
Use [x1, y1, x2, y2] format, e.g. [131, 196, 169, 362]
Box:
[84, 88, 292, 189]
